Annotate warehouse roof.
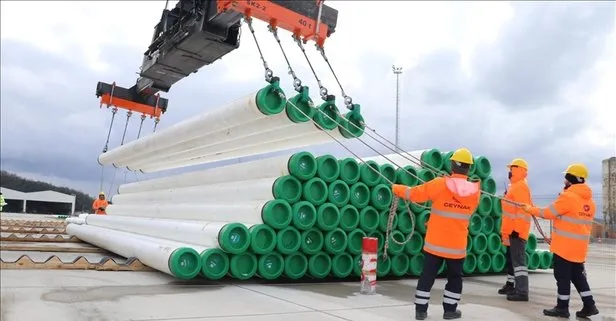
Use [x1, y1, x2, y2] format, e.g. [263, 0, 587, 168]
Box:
[0, 187, 76, 204]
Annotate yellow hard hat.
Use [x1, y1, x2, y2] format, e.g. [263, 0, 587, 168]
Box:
[506, 158, 529, 170]
[98, 192, 105, 196]
[450, 148, 474, 165]
[563, 163, 588, 179]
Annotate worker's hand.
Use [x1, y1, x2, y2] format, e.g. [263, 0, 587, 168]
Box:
[98, 207, 105, 211]
[521, 204, 532, 213]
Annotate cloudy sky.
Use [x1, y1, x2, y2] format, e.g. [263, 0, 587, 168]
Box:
[1, 1, 614, 214]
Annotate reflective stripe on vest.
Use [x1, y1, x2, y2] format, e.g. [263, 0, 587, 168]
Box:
[424, 241, 466, 256]
[503, 211, 531, 222]
[540, 204, 559, 219]
[553, 227, 590, 241]
[432, 209, 471, 221]
[558, 215, 592, 226]
[405, 187, 411, 200]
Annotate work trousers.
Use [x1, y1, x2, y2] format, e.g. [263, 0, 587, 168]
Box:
[415, 251, 464, 313]
[509, 235, 528, 294]
[504, 246, 514, 285]
[553, 254, 595, 308]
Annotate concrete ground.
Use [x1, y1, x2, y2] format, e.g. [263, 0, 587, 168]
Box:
[1, 243, 614, 321]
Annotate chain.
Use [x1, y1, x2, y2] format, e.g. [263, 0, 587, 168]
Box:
[294, 35, 329, 101]
[245, 17, 274, 83]
[101, 107, 118, 153]
[268, 25, 302, 92]
[316, 46, 353, 108]
[153, 118, 160, 133]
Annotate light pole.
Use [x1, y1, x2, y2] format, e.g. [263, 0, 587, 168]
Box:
[392, 65, 403, 151]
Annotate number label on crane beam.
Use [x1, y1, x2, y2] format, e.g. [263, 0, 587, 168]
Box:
[298, 18, 312, 29]
[246, 0, 267, 11]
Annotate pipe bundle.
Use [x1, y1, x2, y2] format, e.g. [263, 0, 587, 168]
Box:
[97, 83, 365, 173]
[68, 149, 554, 281]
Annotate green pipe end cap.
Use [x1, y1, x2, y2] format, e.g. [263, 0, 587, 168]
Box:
[529, 251, 541, 270]
[469, 214, 483, 236]
[491, 196, 503, 217]
[405, 232, 424, 255]
[487, 233, 501, 255]
[316, 203, 341, 231]
[421, 149, 444, 170]
[338, 205, 360, 231]
[368, 231, 385, 253]
[346, 229, 367, 255]
[291, 201, 317, 230]
[230, 252, 258, 280]
[359, 161, 381, 187]
[481, 177, 497, 194]
[463, 253, 477, 274]
[288, 152, 317, 180]
[391, 254, 410, 277]
[476, 252, 492, 274]
[397, 211, 414, 234]
[474, 156, 492, 179]
[371, 184, 393, 210]
[416, 211, 431, 235]
[258, 252, 285, 280]
[472, 233, 488, 254]
[396, 166, 418, 186]
[273, 175, 302, 203]
[477, 194, 493, 216]
[483, 216, 496, 235]
[286, 86, 315, 123]
[168, 247, 201, 280]
[256, 82, 286, 115]
[526, 233, 538, 253]
[491, 252, 506, 273]
[284, 253, 308, 279]
[409, 253, 425, 276]
[359, 206, 380, 232]
[350, 182, 371, 208]
[387, 230, 405, 255]
[313, 99, 340, 131]
[338, 158, 361, 184]
[276, 226, 302, 255]
[200, 248, 229, 280]
[303, 177, 328, 205]
[301, 228, 324, 255]
[417, 168, 436, 183]
[219, 223, 251, 255]
[324, 228, 348, 255]
[379, 209, 398, 232]
[316, 155, 341, 183]
[262, 200, 293, 229]
[338, 107, 365, 138]
[328, 180, 350, 207]
[379, 164, 397, 185]
[331, 253, 354, 278]
[249, 224, 277, 255]
[441, 152, 454, 174]
[376, 254, 391, 277]
[308, 252, 332, 278]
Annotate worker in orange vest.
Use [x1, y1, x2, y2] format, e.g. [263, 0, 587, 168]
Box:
[522, 163, 598, 318]
[392, 148, 481, 320]
[92, 192, 109, 215]
[498, 158, 533, 301]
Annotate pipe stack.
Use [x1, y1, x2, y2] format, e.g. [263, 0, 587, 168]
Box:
[67, 147, 554, 281]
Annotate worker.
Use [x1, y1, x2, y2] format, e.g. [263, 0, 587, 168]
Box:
[498, 158, 533, 301]
[0, 192, 6, 212]
[392, 148, 481, 320]
[92, 192, 109, 215]
[521, 163, 599, 318]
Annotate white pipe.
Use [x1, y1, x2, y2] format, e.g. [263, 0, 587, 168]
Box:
[115, 112, 295, 168]
[65, 223, 204, 279]
[118, 152, 313, 193]
[135, 120, 353, 173]
[66, 217, 85, 224]
[81, 214, 250, 254]
[111, 177, 296, 205]
[105, 200, 292, 229]
[98, 88, 285, 166]
[363, 150, 428, 168]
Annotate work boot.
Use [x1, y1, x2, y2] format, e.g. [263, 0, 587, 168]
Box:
[498, 283, 515, 295]
[575, 305, 599, 318]
[443, 310, 462, 319]
[543, 306, 570, 318]
[415, 311, 427, 320]
[506, 292, 529, 301]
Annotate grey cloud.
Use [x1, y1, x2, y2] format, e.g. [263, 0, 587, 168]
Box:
[471, 1, 615, 108]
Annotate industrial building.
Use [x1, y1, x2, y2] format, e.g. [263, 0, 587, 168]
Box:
[0, 187, 76, 215]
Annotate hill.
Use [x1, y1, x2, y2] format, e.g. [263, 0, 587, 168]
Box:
[0, 170, 94, 212]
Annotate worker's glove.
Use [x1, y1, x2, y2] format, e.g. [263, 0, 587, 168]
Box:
[521, 204, 532, 213]
[98, 207, 105, 211]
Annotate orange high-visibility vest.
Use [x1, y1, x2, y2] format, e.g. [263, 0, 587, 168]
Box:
[393, 173, 481, 259]
[501, 177, 533, 245]
[528, 184, 595, 263]
[92, 199, 109, 215]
